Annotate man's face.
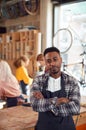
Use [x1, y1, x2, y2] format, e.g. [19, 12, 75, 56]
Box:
[44, 52, 62, 77]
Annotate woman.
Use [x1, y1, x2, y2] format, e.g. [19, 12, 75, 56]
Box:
[36, 53, 45, 75]
[14, 55, 33, 102]
[0, 60, 24, 107]
[36, 53, 49, 75]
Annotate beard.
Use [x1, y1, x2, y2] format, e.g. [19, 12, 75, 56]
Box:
[50, 66, 60, 75]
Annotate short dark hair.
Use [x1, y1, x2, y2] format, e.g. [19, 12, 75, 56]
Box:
[43, 47, 60, 56]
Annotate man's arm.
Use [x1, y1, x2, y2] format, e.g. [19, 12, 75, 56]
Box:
[30, 77, 80, 116]
[50, 82, 80, 116]
[30, 77, 58, 113]
[30, 90, 58, 112]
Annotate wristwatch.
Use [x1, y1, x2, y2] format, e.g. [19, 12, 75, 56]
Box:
[50, 97, 57, 105]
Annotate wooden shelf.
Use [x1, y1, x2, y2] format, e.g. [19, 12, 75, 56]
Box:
[0, 30, 41, 59]
[0, 30, 41, 77]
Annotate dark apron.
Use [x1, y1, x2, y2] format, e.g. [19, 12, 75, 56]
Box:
[35, 75, 76, 130]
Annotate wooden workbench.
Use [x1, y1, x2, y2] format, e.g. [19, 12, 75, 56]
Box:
[0, 106, 38, 130]
[0, 105, 86, 130]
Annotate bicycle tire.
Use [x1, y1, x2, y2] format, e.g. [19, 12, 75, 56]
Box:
[1, 6, 10, 19]
[6, 4, 19, 19]
[18, 1, 28, 17]
[53, 28, 73, 54]
[0, 0, 28, 19]
[23, 0, 39, 16]
[0, 5, 2, 18]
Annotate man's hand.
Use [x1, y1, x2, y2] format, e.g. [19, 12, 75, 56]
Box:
[57, 97, 69, 105]
[33, 91, 44, 99]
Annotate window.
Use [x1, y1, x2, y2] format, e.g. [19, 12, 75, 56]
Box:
[53, 1, 86, 96]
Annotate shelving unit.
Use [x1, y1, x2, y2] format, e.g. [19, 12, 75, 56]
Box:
[0, 30, 41, 77]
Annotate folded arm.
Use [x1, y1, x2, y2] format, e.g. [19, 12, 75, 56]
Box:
[30, 78, 80, 116]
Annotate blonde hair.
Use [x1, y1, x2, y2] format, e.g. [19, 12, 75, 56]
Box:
[14, 55, 29, 68]
[36, 54, 44, 61]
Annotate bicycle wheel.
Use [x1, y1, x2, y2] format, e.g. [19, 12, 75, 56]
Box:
[53, 28, 73, 54]
[23, 0, 39, 16]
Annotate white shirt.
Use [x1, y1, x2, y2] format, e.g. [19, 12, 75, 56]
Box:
[47, 76, 61, 92]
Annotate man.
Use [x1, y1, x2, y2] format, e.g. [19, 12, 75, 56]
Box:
[30, 47, 80, 130]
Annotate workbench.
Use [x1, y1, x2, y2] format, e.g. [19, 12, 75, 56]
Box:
[0, 106, 37, 130]
[0, 105, 86, 130]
